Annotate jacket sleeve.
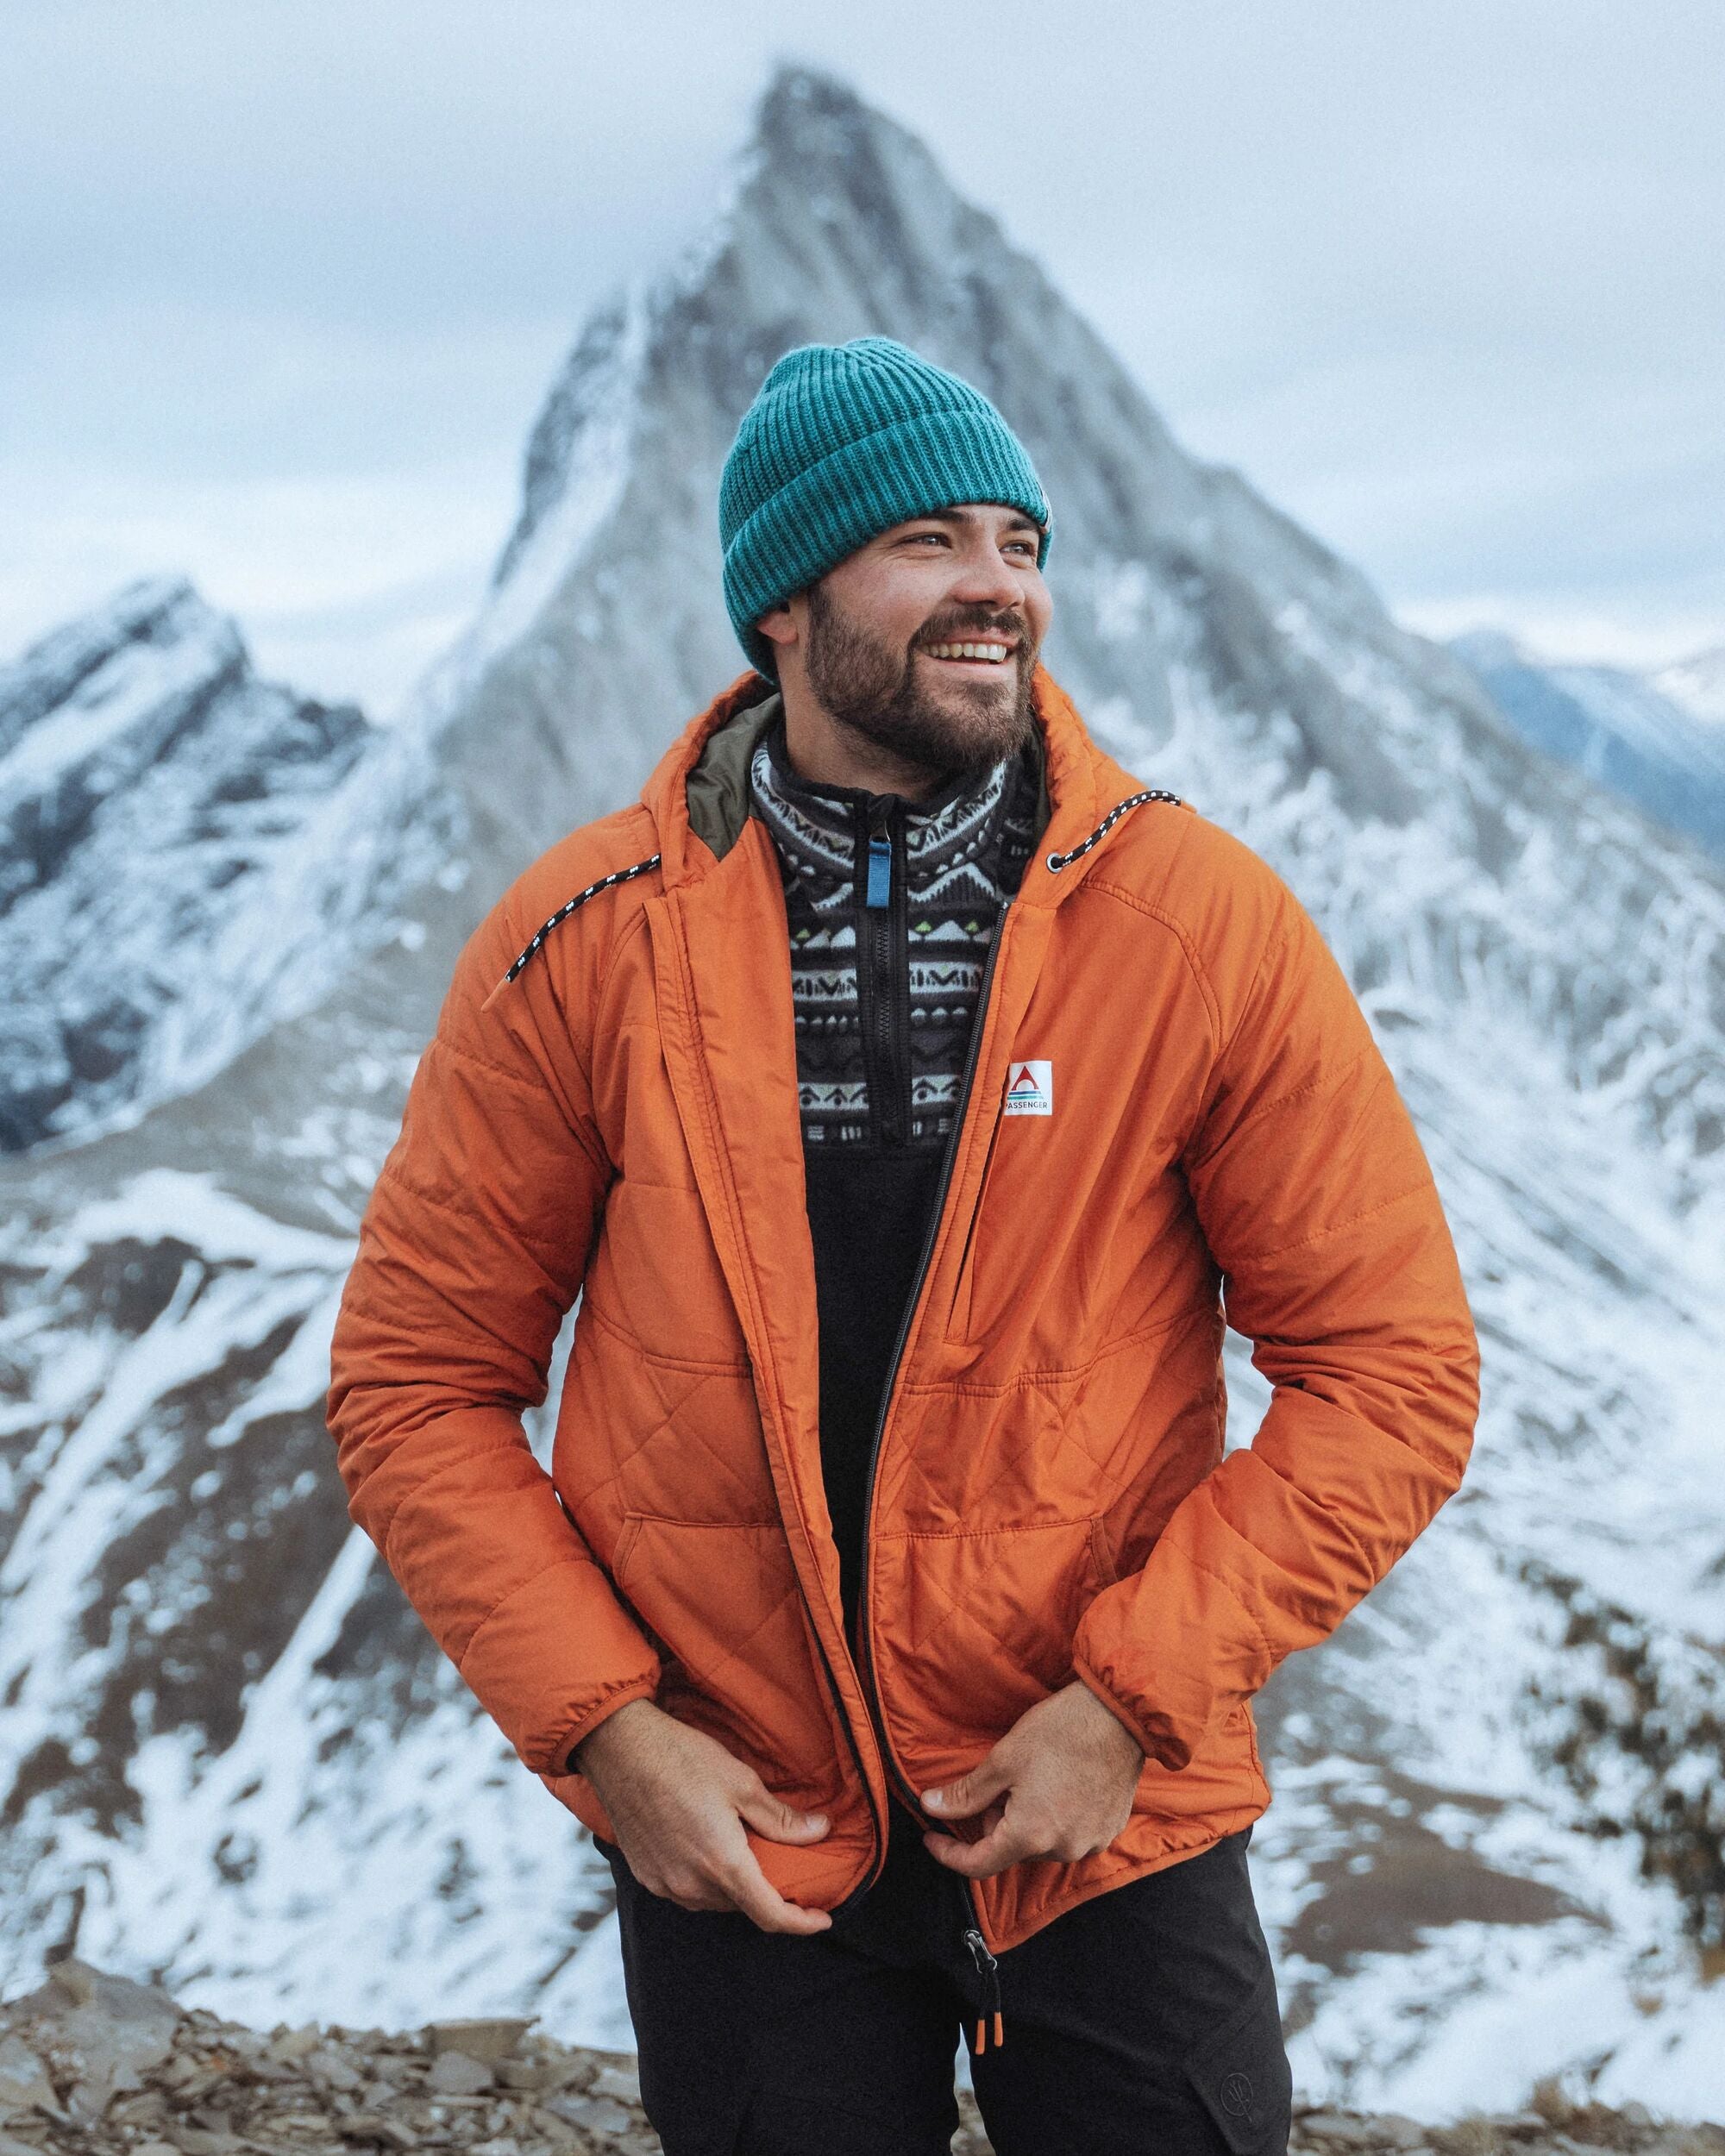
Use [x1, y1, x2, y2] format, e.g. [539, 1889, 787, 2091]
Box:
[325, 889, 660, 1779]
[1070, 872, 1480, 1771]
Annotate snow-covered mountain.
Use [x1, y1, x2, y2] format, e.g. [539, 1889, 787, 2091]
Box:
[1656, 643, 1725, 727]
[3, 66, 1722, 2115]
[0, 576, 458, 1154]
[1450, 628, 1725, 863]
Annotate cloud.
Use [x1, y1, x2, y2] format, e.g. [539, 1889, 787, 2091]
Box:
[3, 0, 1721, 694]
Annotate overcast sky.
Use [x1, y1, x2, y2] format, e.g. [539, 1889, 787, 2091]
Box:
[3, 1, 1721, 716]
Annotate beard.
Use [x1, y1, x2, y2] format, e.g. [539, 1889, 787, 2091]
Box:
[800, 578, 1038, 786]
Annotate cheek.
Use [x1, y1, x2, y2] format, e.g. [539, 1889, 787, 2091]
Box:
[841, 577, 936, 648]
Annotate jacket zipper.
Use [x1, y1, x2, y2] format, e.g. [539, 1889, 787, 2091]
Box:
[846, 783, 1186, 2022]
[853, 898, 1013, 1959]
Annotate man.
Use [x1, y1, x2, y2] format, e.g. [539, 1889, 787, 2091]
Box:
[327, 337, 1480, 2154]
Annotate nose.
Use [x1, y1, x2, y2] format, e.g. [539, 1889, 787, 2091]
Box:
[947, 536, 1026, 611]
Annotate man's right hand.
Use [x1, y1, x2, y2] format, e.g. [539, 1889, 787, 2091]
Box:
[573, 1698, 835, 1934]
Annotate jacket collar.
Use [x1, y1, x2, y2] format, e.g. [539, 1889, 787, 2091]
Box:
[639, 664, 1108, 906]
[748, 694, 1038, 899]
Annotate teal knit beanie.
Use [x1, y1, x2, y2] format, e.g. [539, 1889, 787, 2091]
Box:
[718, 337, 1052, 677]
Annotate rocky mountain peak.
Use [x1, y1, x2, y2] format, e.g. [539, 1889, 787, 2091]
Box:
[0, 576, 439, 1154]
[3, 66, 1723, 2109]
[0, 576, 229, 762]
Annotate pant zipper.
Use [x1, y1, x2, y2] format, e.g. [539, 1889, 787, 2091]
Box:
[963, 1926, 1006, 2054]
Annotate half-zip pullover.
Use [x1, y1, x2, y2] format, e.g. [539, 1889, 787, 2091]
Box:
[748, 702, 1040, 1150]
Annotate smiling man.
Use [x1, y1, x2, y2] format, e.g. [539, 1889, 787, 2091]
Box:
[327, 337, 1480, 2154]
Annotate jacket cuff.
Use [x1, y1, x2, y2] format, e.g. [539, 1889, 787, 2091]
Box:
[1071, 1543, 1271, 1773]
[1070, 1657, 1154, 1761]
[550, 1673, 661, 1777]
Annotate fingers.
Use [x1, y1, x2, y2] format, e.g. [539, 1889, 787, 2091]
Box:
[723, 1847, 835, 1935]
[924, 1788, 1106, 1876]
[924, 1813, 1044, 1877]
[735, 1783, 831, 1846]
[921, 1752, 1010, 1820]
[639, 1839, 834, 1933]
[599, 1721, 837, 1934]
[644, 1786, 834, 1933]
[725, 1781, 833, 1931]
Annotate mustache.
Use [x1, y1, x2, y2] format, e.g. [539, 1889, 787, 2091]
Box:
[913, 607, 1032, 652]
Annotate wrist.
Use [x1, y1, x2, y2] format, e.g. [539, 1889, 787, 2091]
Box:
[1069, 1672, 1149, 1764]
[569, 1693, 656, 1776]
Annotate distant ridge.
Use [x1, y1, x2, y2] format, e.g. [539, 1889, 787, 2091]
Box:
[1452, 627, 1725, 863]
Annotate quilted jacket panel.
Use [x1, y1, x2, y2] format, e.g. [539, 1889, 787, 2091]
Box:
[326, 667, 1479, 1952]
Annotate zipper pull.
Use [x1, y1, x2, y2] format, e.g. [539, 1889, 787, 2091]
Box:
[865, 835, 892, 908]
[963, 1927, 1005, 2054]
[862, 797, 894, 909]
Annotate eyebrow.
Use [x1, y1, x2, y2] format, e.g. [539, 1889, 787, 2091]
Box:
[901, 508, 1043, 536]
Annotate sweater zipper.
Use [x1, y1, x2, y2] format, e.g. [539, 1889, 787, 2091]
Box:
[861, 797, 907, 1145]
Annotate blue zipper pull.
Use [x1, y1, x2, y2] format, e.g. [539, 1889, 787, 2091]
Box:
[865, 835, 892, 908]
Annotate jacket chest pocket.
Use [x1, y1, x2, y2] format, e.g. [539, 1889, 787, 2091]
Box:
[943, 1081, 1009, 1344]
[943, 1080, 1198, 1357]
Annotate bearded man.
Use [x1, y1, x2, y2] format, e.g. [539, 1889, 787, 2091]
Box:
[328, 337, 1480, 2155]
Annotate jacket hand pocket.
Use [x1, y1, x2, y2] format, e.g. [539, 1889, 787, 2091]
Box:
[882, 1513, 1119, 1749]
[1182, 1959, 1292, 2155]
[603, 1514, 837, 1799]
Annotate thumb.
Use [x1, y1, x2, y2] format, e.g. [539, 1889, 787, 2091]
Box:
[736, 1784, 831, 1844]
[922, 1757, 1007, 1820]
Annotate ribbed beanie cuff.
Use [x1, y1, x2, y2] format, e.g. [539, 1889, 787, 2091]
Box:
[719, 338, 1051, 676]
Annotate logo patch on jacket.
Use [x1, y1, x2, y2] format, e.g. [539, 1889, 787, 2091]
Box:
[1003, 1060, 1053, 1116]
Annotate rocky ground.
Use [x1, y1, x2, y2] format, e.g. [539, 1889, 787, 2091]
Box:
[2, 1959, 1720, 2155]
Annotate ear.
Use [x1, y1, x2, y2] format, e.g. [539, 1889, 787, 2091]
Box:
[756, 598, 800, 653]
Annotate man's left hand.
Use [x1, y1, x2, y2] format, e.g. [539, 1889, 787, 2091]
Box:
[918, 1678, 1146, 1876]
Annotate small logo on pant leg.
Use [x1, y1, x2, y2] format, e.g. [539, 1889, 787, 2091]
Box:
[1221, 2071, 1255, 2115]
[1002, 1060, 1053, 1116]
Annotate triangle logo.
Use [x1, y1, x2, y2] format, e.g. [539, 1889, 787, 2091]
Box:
[1002, 1059, 1053, 1117]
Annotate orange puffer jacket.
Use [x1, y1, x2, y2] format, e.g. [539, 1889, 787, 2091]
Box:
[326, 667, 1479, 1955]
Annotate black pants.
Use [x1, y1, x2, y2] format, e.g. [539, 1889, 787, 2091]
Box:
[593, 1796, 1290, 2156]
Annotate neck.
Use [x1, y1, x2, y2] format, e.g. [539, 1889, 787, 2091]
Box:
[775, 682, 960, 801]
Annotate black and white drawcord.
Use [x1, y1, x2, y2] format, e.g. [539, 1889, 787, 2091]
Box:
[490, 853, 662, 995]
[486, 784, 1180, 994]
[1044, 788, 1183, 873]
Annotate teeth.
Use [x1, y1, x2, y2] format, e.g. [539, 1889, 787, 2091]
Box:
[927, 642, 1010, 661]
